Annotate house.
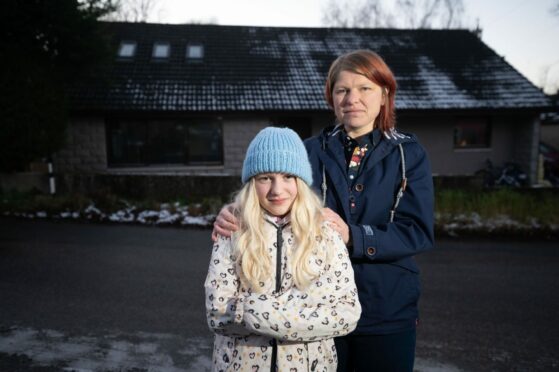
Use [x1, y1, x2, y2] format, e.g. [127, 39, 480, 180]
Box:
[541, 94, 559, 148]
[56, 22, 552, 197]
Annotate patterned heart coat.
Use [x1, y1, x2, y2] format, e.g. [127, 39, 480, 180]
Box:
[205, 216, 361, 372]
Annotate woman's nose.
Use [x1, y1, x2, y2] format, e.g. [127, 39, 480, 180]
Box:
[345, 89, 359, 104]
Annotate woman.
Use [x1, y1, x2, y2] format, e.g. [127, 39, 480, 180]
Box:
[214, 50, 434, 371]
[205, 127, 361, 372]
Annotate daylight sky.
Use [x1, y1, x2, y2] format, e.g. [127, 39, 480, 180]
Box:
[147, 0, 559, 94]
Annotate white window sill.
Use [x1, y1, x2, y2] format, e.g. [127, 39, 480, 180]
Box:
[106, 165, 229, 176]
[453, 147, 492, 153]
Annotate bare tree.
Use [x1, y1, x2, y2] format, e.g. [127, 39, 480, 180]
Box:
[441, 0, 465, 28]
[396, 0, 465, 28]
[321, 0, 394, 28]
[540, 62, 559, 95]
[552, 0, 559, 17]
[103, 0, 162, 22]
[322, 0, 465, 29]
[543, 2, 559, 94]
[186, 17, 219, 25]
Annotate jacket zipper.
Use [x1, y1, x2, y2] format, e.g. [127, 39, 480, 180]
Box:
[267, 221, 284, 372]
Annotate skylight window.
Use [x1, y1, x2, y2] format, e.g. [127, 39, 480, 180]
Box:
[153, 42, 170, 58]
[187, 44, 204, 59]
[118, 41, 136, 58]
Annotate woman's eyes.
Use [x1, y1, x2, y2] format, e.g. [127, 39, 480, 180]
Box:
[335, 87, 372, 94]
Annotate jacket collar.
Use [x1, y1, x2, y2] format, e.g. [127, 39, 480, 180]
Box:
[263, 211, 291, 228]
[320, 124, 415, 147]
[315, 125, 417, 221]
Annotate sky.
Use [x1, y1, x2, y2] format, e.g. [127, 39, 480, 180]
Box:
[146, 0, 559, 94]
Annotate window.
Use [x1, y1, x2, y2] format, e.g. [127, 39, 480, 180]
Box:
[107, 119, 223, 166]
[453, 117, 491, 149]
[152, 42, 170, 59]
[186, 44, 204, 59]
[117, 41, 136, 58]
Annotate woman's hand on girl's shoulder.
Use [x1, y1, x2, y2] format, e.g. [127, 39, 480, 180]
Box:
[211, 203, 240, 242]
[322, 208, 350, 245]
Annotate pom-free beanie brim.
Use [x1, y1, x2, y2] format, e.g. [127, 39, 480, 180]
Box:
[242, 127, 313, 186]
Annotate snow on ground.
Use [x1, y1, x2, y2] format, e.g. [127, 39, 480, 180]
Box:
[0, 326, 464, 372]
[3, 204, 558, 235]
[436, 212, 558, 236]
[2, 203, 216, 227]
[0, 326, 212, 372]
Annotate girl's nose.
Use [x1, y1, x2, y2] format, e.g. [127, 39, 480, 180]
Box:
[269, 180, 281, 195]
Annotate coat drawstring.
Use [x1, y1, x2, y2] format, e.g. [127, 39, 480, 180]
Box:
[389, 144, 407, 223]
[264, 219, 287, 372]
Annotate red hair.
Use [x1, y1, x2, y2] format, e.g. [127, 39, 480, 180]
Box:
[324, 50, 397, 132]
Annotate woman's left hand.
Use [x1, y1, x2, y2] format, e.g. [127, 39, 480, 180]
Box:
[322, 208, 350, 244]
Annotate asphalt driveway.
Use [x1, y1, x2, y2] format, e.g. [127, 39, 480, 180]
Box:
[0, 217, 557, 371]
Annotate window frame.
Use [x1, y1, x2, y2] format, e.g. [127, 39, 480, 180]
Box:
[152, 42, 171, 59]
[186, 44, 204, 60]
[453, 117, 492, 150]
[117, 41, 137, 59]
[105, 118, 224, 168]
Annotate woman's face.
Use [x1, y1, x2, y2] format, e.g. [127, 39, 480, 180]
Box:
[254, 173, 298, 217]
[332, 70, 385, 138]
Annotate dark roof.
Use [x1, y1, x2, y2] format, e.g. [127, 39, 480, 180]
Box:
[68, 22, 552, 112]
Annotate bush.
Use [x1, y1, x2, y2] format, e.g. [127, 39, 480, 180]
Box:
[435, 189, 559, 225]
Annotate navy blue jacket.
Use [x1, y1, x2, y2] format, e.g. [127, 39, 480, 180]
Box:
[304, 126, 435, 335]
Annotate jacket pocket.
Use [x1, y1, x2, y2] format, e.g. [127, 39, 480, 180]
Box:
[388, 257, 420, 274]
[355, 262, 420, 326]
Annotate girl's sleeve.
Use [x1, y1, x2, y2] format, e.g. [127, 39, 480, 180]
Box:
[204, 236, 251, 337]
[241, 228, 361, 342]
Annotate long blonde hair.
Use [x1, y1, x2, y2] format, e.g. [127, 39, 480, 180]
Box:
[232, 177, 328, 291]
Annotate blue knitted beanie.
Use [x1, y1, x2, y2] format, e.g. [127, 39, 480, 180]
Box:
[242, 127, 313, 186]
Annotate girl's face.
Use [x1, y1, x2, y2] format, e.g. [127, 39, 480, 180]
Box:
[332, 70, 385, 138]
[254, 173, 298, 217]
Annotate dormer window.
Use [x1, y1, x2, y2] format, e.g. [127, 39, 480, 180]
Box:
[187, 44, 204, 59]
[118, 41, 136, 58]
[153, 42, 170, 59]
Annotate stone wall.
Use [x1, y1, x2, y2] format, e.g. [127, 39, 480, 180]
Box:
[54, 116, 271, 177]
[222, 118, 268, 175]
[398, 113, 543, 184]
[53, 112, 542, 189]
[53, 117, 107, 172]
[57, 173, 241, 201]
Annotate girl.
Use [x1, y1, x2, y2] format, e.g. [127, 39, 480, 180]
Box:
[205, 127, 361, 372]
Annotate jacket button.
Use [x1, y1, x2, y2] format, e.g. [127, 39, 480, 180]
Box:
[367, 247, 376, 256]
[355, 184, 364, 192]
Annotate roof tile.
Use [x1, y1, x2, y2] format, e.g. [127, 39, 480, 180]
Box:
[67, 22, 552, 112]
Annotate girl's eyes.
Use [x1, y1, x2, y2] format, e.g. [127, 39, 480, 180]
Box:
[256, 174, 294, 182]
